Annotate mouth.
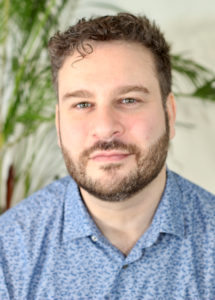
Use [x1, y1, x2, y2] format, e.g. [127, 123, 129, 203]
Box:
[90, 151, 132, 162]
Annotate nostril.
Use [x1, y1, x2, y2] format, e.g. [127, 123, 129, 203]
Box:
[92, 123, 124, 140]
[91, 113, 124, 140]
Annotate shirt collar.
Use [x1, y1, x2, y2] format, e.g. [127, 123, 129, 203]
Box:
[130, 168, 185, 250]
[63, 178, 96, 242]
[63, 168, 185, 243]
[155, 168, 185, 238]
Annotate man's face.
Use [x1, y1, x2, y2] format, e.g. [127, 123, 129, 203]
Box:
[56, 41, 176, 202]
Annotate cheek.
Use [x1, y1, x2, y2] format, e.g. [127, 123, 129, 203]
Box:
[127, 115, 155, 141]
[128, 113, 165, 143]
[60, 118, 89, 151]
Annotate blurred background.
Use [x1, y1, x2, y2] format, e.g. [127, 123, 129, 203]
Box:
[0, 0, 215, 212]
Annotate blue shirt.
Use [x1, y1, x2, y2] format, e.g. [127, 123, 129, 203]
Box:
[0, 169, 215, 300]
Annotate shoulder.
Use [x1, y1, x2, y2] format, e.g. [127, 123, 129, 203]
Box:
[170, 170, 215, 229]
[171, 170, 215, 205]
[0, 176, 72, 233]
[0, 176, 78, 296]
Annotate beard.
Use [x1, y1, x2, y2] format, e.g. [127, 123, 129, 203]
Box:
[59, 115, 170, 202]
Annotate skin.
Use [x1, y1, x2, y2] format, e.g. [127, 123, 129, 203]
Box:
[56, 40, 176, 255]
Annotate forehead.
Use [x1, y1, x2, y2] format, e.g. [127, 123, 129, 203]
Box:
[60, 40, 156, 72]
[58, 40, 159, 97]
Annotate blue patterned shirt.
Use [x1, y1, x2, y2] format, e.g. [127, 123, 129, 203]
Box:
[0, 169, 215, 299]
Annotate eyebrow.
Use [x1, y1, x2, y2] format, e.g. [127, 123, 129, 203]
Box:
[62, 84, 150, 102]
[117, 85, 150, 95]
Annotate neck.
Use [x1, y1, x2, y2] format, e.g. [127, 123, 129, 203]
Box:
[80, 166, 167, 255]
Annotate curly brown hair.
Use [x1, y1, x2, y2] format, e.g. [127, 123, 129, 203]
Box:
[48, 13, 171, 102]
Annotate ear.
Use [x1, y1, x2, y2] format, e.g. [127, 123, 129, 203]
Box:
[166, 92, 176, 140]
[55, 104, 61, 148]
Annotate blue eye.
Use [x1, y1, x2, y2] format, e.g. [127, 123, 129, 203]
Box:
[122, 98, 136, 104]
[76, 102, 91, 109]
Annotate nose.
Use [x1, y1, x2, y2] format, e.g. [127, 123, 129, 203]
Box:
[90, 107, 125, 141]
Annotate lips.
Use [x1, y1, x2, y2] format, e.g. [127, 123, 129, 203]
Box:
[90, 151, 132, 162]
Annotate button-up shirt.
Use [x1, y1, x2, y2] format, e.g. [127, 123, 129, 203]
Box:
[0, 169, 215, 299]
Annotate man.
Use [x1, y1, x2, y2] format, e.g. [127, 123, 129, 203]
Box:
[0, 13, 214, 299]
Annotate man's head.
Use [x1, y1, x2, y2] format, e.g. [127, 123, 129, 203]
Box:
[48, 13, 171, 104]
[48, 13, 176, 202]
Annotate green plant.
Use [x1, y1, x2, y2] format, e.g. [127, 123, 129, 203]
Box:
[172, 54, 215, 101]
[0, 0, 80, 212]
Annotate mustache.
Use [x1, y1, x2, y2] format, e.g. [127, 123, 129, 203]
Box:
[81, 140, 140, 158]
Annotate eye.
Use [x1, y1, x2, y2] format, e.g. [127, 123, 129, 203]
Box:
[76, 102, 92, 109]
[121, 98, 137, 104]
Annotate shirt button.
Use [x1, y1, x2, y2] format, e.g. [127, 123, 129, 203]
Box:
[123, 264, 128, 269]
[91, 235, 98, 242]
